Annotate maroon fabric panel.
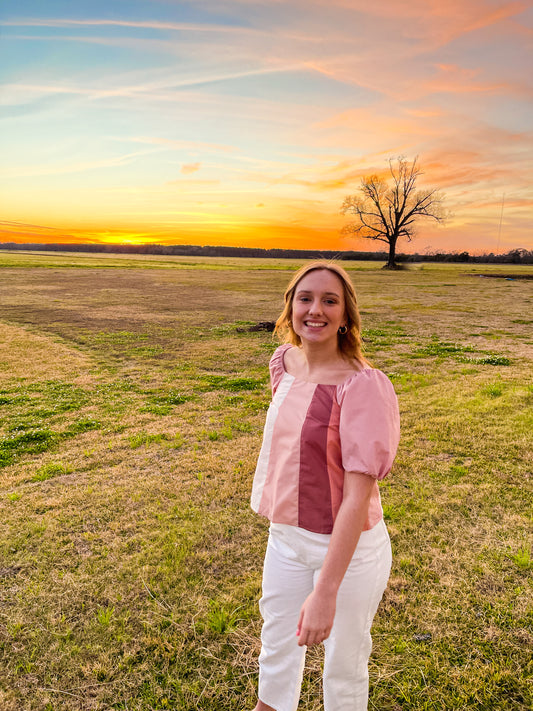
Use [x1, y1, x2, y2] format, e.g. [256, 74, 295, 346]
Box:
[298, 384, 336, 533]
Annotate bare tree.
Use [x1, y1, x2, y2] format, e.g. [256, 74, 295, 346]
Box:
[341, 156, 445, 268]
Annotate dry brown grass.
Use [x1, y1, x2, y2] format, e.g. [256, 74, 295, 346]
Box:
[0, 253, 531, 710]
[0, 322, 92, 384]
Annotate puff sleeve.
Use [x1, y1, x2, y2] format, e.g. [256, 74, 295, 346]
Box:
[268, 344, 291, 395]
[338, 369, 400, 480]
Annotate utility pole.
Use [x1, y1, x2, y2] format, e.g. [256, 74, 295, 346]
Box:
[496, 193, 505, 254]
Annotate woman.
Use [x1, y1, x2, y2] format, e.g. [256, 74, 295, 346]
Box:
[250, 261, 400, 711]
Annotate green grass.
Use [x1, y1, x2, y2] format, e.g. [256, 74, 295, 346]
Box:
[31, 462, 72, 481]
[0, 253, 531, 710]
[199, 375, 265, 391]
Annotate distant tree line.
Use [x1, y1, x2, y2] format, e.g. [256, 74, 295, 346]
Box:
[0, 242, 532, 264]
[398, 248, 532, 264]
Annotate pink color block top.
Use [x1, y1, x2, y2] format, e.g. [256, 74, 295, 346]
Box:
[251, 344, 400, 534]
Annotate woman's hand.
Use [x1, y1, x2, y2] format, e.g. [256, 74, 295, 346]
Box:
[296, 589, 336, 647]
[295, 471, 375, 648]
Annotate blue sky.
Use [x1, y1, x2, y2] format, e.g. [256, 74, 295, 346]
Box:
[1, 0, 532, 251]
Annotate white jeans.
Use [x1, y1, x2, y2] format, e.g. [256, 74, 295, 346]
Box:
[257, 518, 392, 711]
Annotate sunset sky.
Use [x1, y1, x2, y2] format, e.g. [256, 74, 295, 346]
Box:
[1, 0, 532, 253]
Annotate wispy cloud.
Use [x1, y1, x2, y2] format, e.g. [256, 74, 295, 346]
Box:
[1, 150, 159, 178]
[2, 16, 323, 42]
[112, 136, 237, 154]
[0, 58, 312, 108]
[0, 220, 82, 243]
[3, 17, 264, 33]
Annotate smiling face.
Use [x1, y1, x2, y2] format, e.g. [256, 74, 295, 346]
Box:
[291, 269, 346, 349]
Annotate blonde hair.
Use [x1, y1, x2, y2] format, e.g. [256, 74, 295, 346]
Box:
[274, 261, 365, 363]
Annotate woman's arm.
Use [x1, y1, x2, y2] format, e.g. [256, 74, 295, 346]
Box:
[296, 471, 375, 647]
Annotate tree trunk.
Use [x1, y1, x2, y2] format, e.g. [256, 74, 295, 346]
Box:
[386, 238, 397, 268]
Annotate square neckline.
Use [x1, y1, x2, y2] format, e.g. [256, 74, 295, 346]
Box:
[279, 344, 371, 387]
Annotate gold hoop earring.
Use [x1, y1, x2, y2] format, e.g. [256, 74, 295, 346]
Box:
[338, 325, 348, 335]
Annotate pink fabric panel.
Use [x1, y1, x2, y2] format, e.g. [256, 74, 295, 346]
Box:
[257, 380, 315, 526]
[298, 384, 336, 533]
[326, 401, 344, 524]
[250, 372, 294, 513]
[338, 370, 400, 480]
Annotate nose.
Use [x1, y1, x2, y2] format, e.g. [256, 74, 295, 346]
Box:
[308, 298, 323, 315]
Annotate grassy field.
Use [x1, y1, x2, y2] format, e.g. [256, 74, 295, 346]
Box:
[0, 251, 531, 711]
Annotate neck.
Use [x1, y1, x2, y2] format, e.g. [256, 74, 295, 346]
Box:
[299, 340, 343, 373]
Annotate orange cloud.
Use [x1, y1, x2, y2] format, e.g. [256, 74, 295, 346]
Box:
[181, 162, 201, 174]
